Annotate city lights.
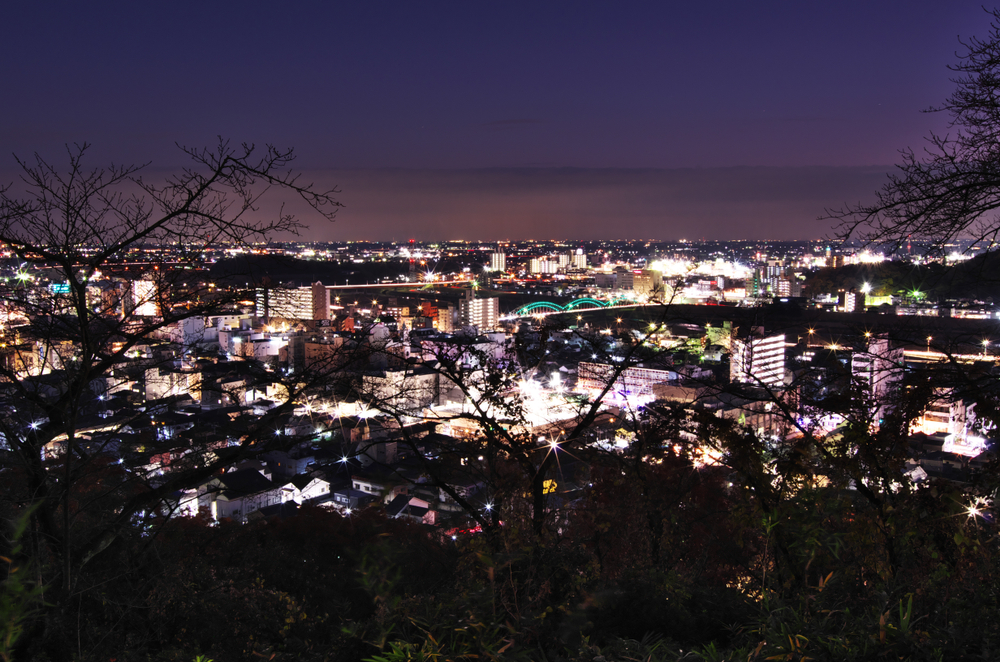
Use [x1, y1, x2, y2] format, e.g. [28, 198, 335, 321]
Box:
[10, 4, 1000, 653]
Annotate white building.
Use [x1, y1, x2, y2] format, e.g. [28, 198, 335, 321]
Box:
[852, 335, 904, 424]
[162, 316, 206, 350]
[840, 289, 865, 313]
[490, 251, 506, 272]
[632, 270, 663, 297]
[459, 289, 499, 331]
[197, 468, 284, 522]
[730, 332, 786, 389]
[577, 362, 674, 399]
[256, 282, 329, 321]
[130, 279, 160, 317]
[529, 258, 559, 274]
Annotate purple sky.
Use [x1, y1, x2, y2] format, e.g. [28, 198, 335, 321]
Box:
[1, 1, 991, 240]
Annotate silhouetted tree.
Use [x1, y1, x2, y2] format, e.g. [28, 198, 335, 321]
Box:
[831, 9, 1000, 256]
[0, 141, 339, 658]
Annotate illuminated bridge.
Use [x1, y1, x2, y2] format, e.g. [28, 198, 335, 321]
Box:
[509, 296, 635, 317]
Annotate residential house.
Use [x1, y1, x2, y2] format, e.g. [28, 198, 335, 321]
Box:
[199, 468, 283, 522]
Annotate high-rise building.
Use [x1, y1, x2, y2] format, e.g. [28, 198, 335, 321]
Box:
[490, 251, 506, 273]
[749, 269, 765, 297]
[730, 331, 786, 389]
[632, 270, 663, 297]
[614, 267, 634, 291]
[312, 281, 330, 320]
[436, 303, 458, 333]
[529, 258, 559, 274]
[130, 279, 160, 317]
[571, 248, 587, 269]
[852, 335, 904, 423]
[458, 287, 499, 331]
[839, 289, 865, 313]
[257, 283, 330, 321]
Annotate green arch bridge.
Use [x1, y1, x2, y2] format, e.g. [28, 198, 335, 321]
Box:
[509, 296, 633, 317]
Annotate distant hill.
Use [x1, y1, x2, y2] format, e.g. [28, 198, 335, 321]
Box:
[803, 251, 1000, 302]
[208, 255, 409, 287]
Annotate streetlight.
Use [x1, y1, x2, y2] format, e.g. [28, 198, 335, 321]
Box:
[983, 339, 990, 356]
[926, 335, 932, 353]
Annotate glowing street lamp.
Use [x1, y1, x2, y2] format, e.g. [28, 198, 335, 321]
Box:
[967, 497, 989, 521]
[927, 335, 933, 352]
[860, 282, 872, 294]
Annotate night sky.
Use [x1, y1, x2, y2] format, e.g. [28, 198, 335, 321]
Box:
[1, 1, 991, 241]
